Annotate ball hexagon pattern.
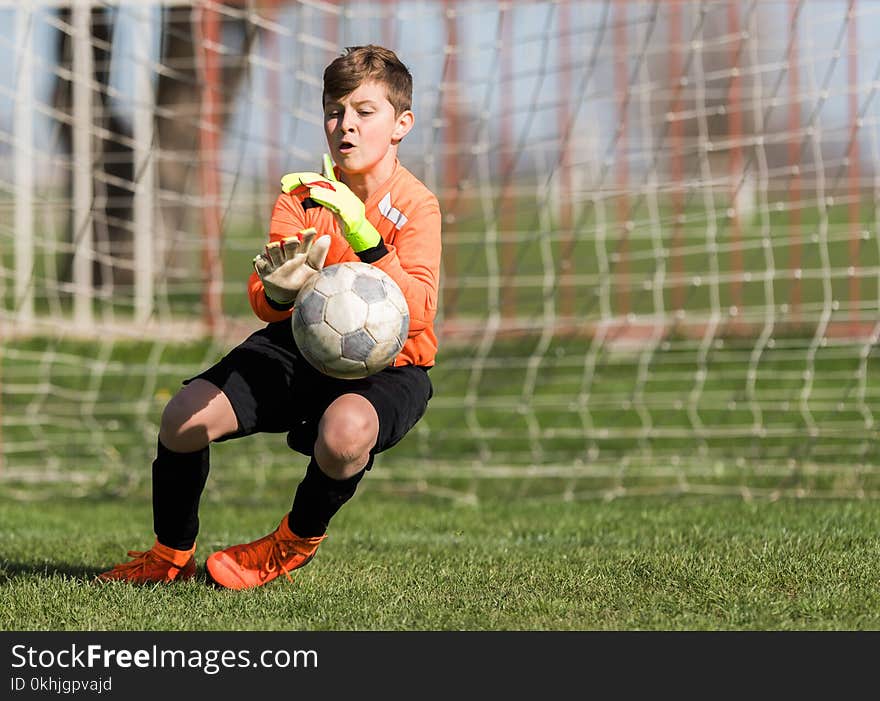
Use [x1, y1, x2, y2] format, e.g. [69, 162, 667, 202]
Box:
[292, 262, 410, 379]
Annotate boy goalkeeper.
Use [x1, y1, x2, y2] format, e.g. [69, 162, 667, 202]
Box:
[98, 45, 441, 589]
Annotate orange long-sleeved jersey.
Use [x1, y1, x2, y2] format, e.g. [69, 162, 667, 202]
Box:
[248, 160, 442, 367]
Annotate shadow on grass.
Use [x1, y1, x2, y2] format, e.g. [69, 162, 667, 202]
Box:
[0, 559, 226, 589]
[0, 560, 106, 582]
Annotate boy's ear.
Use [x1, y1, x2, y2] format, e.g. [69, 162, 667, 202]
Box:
[391, 110, 415, 144]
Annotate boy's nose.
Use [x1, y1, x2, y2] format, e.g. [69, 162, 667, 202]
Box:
[340, 111, 356, 132]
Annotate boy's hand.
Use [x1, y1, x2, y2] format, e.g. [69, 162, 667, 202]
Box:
[253, 227, 330, 305]
[280, 156, 382, 253]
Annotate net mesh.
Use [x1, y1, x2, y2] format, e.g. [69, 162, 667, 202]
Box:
[3, 0, 880, 502]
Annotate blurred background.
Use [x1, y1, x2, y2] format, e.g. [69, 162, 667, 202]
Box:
[3, 0, 880, 503]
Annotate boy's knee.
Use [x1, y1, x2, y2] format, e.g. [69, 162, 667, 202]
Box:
[158, 392, 212, 453]
[159, 395, 200, 452]
[316, 396, 378, 474]
[319, 420, 372, 459]
[158, 380, 237, 453]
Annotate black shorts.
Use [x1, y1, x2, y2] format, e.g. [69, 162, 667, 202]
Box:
[187, 320, 433, 464]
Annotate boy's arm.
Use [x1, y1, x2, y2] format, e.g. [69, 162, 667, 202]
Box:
[281, 156, 384, 259]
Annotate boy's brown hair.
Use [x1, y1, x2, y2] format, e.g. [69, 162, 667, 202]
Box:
[323, 45, 412, 116]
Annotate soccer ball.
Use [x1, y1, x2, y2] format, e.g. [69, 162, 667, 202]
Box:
[292, 261, 410, 379]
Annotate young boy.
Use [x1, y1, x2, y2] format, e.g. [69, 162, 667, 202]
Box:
[97, 45, 441, 589]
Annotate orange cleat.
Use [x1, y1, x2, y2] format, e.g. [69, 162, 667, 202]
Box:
[96, 541, 196, 584]
[206, 516, 326, 591]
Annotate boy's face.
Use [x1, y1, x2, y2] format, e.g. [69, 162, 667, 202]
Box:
[323, 80, 413, 177]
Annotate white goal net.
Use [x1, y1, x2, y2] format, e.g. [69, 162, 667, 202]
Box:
[3, 0, 880, 501]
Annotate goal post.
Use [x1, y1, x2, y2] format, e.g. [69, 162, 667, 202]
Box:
[2, 0, 880, 502]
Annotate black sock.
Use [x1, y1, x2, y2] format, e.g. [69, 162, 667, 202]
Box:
[288, 457, 367, 537]
[151, 439, 210, 550]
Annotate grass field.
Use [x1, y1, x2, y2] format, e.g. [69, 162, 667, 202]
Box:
[2, 490, 879, 631]
[4, 313, 880, 632]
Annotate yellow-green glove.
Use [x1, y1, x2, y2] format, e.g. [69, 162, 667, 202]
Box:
[280, 155, 382, 254]
[253, 227, 331, 305]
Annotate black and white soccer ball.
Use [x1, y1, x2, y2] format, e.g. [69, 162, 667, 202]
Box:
[292, 262, 410, 379]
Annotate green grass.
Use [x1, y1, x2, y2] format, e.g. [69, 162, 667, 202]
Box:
[2, 491, 879, 631]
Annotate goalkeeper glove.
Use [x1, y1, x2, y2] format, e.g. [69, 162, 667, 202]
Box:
[280, 155, 382, 254]
[253, 227, 331, 305]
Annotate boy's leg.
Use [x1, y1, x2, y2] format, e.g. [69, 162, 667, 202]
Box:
[96, 379, 237, 583]
[204, 452, 366, 591]
[293, 365, 432, 535]
[287, 392, 377, 537]
[205, 395, 376, 590]
[98, 322, 303, 584]
[151, 441, 208, 551]
[207, 365, 432, 590]
[153, 378, 239, 550]
[287, 456, 368, 537]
